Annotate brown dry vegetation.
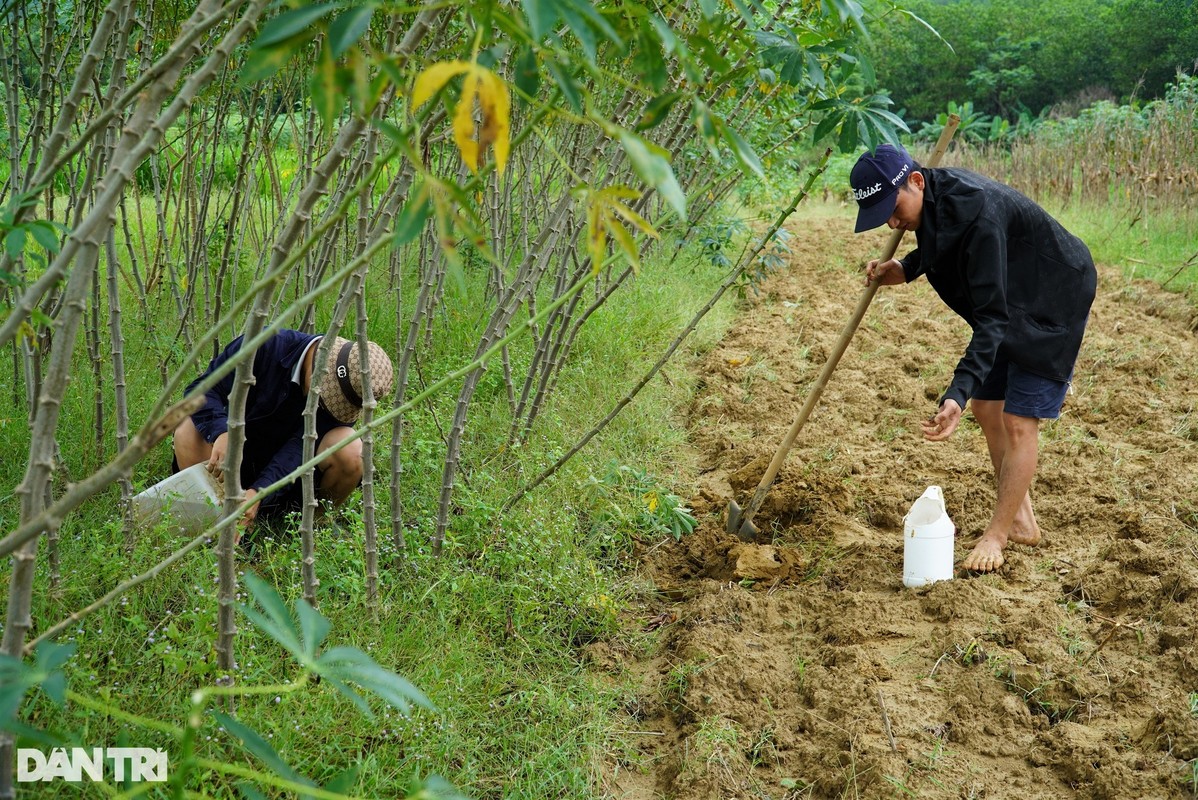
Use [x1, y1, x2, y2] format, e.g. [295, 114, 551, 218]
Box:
[598, 212, 1198, 799]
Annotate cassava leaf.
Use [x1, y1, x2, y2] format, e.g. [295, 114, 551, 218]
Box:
[309, 39, 341, 129]
[239, 32, 313, 85]
[240, 573, 305, 663]
[294, 598, 331, 659]
[213, 711, 313, 789]
[411, 60, 470, 110]
[253, 3, 337, 48]
[616, 129, 687, 220]
[328, 5, 374, 58]
[394, 185, 432, 247]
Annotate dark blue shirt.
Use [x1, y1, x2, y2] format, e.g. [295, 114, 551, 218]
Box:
[186, 330, 339, 492]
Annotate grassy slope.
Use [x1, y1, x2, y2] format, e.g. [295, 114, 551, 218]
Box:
[0, 233, 737, 797]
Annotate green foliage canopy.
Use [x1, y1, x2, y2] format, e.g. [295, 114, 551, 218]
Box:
[867, 0, 1198, 122]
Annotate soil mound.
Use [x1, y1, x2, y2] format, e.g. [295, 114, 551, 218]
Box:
[604, 213, 1198, 799]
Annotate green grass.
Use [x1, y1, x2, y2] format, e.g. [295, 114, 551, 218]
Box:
[0, 229, 737, 797]
[1053, 200, 1198, 290]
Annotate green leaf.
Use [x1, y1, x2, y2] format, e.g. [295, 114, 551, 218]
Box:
[635, 91, 684, 131]
[513, 46, 540, 99]
[722, 125, 765, 179]
[692, 99, 721, 159]
[317, 646, 435, 716]
[606, 216, 640, 272]
[29, 308, 52, 328]
[236, 784, 269, 800]
[424, 775, 471, 800]
[649, 14, 676, 54]
[328, 5, 374, 58]
[372, 118, 409, 147]
[394, 186, 432, 247]
[688, 33, 731, 72]
[294, 599, 331, 659]
[616, 129, 686, 221]
[558, 0, 598, 61]
[812, 108, 842, 144]
[0, 655, 32, 721]
[40, 673, 66, 707]
[429, 189, 467, 297]
[0, 643, 75, 726]
[240, 573, 306, 663]
[26, 221, 61, 253]
[546, 61, 582, 113]
[697, 0, 718, 19]
[7, 719, 69, 748]
[754, 31, 807, 85]
[310, 40, 341, 129]
[727, 0, 759, 23]
[837, 116, 858, 151]
[565, 0, 623, 49]
[522, 0, 559, 39]
[633, 22, 667, 92]
[323, 767, 360, 794]
[214, 711, 314, 789]
[35, 641, 76, 674]
[377, 56, 405, 94]
[239, 32, 313, 85]
[805, 51, 826, 89]
[5, 228, 25, 260]
[821, 0, 866, 34]
[857, 50, 876, 86]
[253, 3, 338, 49]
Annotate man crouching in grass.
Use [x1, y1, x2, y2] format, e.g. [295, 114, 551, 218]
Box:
[173, 329, 393, 532]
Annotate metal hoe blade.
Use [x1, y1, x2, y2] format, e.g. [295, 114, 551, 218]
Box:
[725, 500, 759, 542]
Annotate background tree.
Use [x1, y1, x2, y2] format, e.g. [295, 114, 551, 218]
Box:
[867, 0, 1198, 123]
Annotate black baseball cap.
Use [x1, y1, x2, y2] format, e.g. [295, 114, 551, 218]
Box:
[850, 143, 915, 232]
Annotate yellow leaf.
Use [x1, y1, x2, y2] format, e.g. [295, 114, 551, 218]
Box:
[453, 70, 482, 172]
[17, 321, 37, 348]
[476, 69, 511, 176]
[411, 60, 470, 110]
[608, 199, 658, 238]
[606, 216, 640, 273]
[587, 202, 606, 272]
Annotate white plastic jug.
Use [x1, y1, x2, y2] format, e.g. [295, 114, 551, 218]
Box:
[132, 463, 224, 534]
[902, 485, 955, 588]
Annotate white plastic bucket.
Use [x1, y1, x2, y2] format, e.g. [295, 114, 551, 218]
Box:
[132, 463, 224, 534]
[902, 485, 955, 588]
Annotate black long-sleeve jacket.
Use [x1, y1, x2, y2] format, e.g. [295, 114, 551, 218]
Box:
[899, 168, 1097, 410]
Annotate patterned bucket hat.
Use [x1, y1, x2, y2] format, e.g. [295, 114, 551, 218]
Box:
[319, 337, 394, 424]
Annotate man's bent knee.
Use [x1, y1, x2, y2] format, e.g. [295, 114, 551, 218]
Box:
[173, 417, 210, 469]
[318, 428, 364, 476]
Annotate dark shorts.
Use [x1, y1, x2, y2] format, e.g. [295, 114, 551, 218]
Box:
[973, 353, 1070, 420]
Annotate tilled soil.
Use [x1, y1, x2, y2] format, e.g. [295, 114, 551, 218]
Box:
[599, 211, 1198, 799]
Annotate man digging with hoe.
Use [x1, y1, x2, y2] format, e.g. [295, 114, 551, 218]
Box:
[851, 144, 1097, 572]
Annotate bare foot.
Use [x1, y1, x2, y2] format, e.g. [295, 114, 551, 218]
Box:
[1008, 524, 1041, 547]
[962, 530, 1007, 572]
[1008, 506, 1041, 546]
